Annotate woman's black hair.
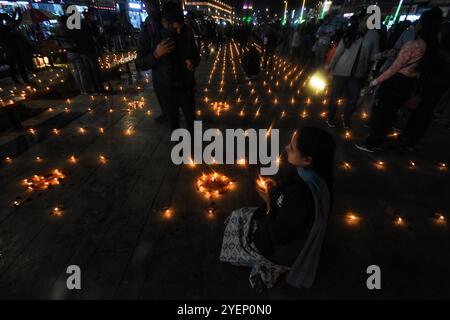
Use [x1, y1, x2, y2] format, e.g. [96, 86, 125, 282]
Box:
[296, 127, 336, 196]
[415, 7, 443, 72]
[161, 1, 184, 24]
[342, 15, 361, 48]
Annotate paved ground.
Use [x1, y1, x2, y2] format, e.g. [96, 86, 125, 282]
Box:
[0, 42, 449, 299]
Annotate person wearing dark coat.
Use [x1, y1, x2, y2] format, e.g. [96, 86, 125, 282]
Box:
[136, 1, 200, 132]
[0, 10, 31, 84]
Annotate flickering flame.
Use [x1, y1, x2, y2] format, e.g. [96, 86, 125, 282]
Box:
[341, 161, 352, 170]
[162, 207, 173, 219]
[394, 215, 404, 226]
[125, 127, 133, 136]
[361, 112, 368, 120]
[257, 176, 268, 192]
[345, 212, 360, 225]
[375, 161, 385, 170]
[52, 206, 62, 216]
[434, 212, 446, 224]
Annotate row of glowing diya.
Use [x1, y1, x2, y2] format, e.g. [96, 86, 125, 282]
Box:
[99, 51, 137, 70]
[343, 211, 447, 227]
[5, 152, 447, 178]
[161, 172, 448, 226]
[5, 154, 110, 166]
[0, 72, 64, 106]
[22, 123, 145, 137]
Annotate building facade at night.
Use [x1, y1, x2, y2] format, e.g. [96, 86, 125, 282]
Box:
[183, 0, 234, 24]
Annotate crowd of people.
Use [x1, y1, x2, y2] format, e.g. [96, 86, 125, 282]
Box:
[239, 8, 449, 152]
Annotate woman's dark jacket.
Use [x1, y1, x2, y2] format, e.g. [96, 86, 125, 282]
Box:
[251, 174, 315, 267]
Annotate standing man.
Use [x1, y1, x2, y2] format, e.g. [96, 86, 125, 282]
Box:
[137, 0, 200, 132]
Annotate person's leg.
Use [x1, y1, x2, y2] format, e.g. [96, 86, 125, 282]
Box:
[153, 84, 168, 121]
[327, 76, 347, 126]
[343, 77, 364, 127]
[434, 88, 450, 119]
[402, 84, 448, 147]
[365, 76, 414, 148]
[16, 53, 30, 83]
[179, 87, 196, 134]
[77, 54, 94, 93]
[6, 54, 20, 83]
[164, 85, 180, 131]
[84, 54, 104, 93]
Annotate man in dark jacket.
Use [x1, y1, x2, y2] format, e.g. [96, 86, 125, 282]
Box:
[0, 10, 31, 84]
[136, 1, 200, 132]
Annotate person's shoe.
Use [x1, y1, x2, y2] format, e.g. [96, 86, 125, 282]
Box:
[355, 142, 376, 153]
[154, 114, 168, 123]
[326, 120, 336, 128]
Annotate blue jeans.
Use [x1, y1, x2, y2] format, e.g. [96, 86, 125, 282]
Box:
[328, 75, 364, 125]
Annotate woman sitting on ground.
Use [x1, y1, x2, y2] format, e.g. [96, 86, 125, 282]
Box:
[220, 127, 336, 289]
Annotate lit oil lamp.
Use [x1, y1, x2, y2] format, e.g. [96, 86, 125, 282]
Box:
[341, 161, 352, 170]
[393, 215, 405, 226]
[345, 212, 360, 226]
[161, 207, 173, 219]
[434, 212, 446, 225]
[375, 160, 385, 170]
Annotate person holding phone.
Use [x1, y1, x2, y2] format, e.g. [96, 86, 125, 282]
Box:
[136, 1, 200, 132]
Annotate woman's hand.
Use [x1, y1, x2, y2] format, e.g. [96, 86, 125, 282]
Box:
[369, 79, 379, 87]
[153, 39, 175, 59]
[186, 59, 194, 71]
[256, 178, 277, 212]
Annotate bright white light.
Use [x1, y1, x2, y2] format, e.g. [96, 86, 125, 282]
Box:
[309, 73, 327, 91]
[129, 3, 141, 9]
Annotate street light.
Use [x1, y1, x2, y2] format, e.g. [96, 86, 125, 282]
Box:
[299, 0, 306, 24]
